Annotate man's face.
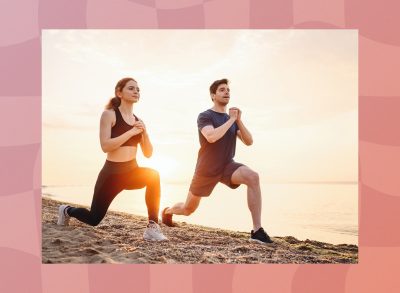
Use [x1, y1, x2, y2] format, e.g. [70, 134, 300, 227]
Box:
[212, 83, 230, 106]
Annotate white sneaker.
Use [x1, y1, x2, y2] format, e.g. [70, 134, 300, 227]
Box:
[57, 204, 70, 226]
[143, 220, 168, 241]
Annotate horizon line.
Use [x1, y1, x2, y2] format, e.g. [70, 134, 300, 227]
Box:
[42, 181, 358, 188]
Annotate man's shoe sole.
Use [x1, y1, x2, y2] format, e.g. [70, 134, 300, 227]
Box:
[249, 238, 273, 245]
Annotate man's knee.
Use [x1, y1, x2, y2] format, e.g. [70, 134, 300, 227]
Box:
[183, 205, 197, 216]
[245, 170, 260, 186]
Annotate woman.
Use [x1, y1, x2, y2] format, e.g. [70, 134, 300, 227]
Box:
[57, 77, 167, 241]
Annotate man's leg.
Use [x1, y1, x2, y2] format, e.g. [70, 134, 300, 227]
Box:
[231, 166, 262, 231]
[163, 174, 216, 226]
[165, 191, 201, 216]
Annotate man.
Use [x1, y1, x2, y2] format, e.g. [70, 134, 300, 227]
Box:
[162, 78, 272, 244]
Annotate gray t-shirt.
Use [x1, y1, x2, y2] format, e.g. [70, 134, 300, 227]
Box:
[195, 109, 238, 176]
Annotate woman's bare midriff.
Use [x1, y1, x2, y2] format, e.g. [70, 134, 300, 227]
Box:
[106, 146, 138, 162]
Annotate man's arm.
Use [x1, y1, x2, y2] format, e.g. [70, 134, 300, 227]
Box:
[233, 108, 253, 146]
[200, 109, 238, 143]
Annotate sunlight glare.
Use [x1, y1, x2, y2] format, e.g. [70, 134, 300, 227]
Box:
[144, 154, 179, 181]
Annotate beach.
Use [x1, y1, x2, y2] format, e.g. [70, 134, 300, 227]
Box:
[42, 197, 358, 264]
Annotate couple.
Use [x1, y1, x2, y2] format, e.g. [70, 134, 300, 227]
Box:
[57, 77, 273, 244]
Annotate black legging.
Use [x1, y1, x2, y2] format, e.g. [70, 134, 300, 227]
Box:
[67, 159, 160, 226]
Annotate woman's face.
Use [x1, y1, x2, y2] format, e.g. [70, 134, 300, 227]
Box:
[118, 80, 140, 103]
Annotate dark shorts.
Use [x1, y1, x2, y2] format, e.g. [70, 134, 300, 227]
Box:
[189, 161, 244, 197]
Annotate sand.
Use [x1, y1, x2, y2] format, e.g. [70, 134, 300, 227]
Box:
[42, 197, 358, 264]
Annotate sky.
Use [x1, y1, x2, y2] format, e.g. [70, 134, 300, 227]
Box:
[42, 29, 358, 186]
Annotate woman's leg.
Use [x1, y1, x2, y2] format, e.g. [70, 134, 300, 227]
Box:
[67, 171, 123, 226]
[123, 167, 160, 223]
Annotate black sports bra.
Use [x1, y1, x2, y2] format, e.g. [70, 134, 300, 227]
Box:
[111, 107, 142, 147]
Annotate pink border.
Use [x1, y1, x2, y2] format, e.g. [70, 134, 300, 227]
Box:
[1, 0, 400, 292]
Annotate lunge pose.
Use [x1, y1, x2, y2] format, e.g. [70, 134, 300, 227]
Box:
[162, 78, 272, 244]
[57, 77, 167, 241]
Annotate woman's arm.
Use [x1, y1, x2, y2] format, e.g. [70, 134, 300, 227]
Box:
[137, 120, 153, 158]
[99, 110, 143, 153]
[140, 132, 153, 158]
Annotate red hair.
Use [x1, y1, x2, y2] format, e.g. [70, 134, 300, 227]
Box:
[105, 77, 136, 109]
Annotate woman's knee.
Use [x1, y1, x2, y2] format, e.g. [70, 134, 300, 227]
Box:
[147, 169, 160, 182]
[89, 215, 103, 226]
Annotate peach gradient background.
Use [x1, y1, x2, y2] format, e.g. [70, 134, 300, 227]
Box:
[1, 0, 400, 292]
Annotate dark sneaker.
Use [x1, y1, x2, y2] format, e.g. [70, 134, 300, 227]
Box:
[162, 207, 175, 227]
[250, 227, 273, 244]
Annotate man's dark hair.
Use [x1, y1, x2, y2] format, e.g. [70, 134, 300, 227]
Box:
[209, 78, 229, 95]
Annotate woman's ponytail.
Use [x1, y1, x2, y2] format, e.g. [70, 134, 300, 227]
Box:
[105, 97, 121, 110]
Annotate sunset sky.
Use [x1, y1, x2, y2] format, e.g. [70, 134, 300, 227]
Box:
[42, 29, 357, 186]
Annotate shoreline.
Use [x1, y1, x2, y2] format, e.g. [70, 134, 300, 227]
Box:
[42, 197, 358, 264]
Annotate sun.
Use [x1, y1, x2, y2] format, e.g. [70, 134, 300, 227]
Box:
[143, 154, 179, 181]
